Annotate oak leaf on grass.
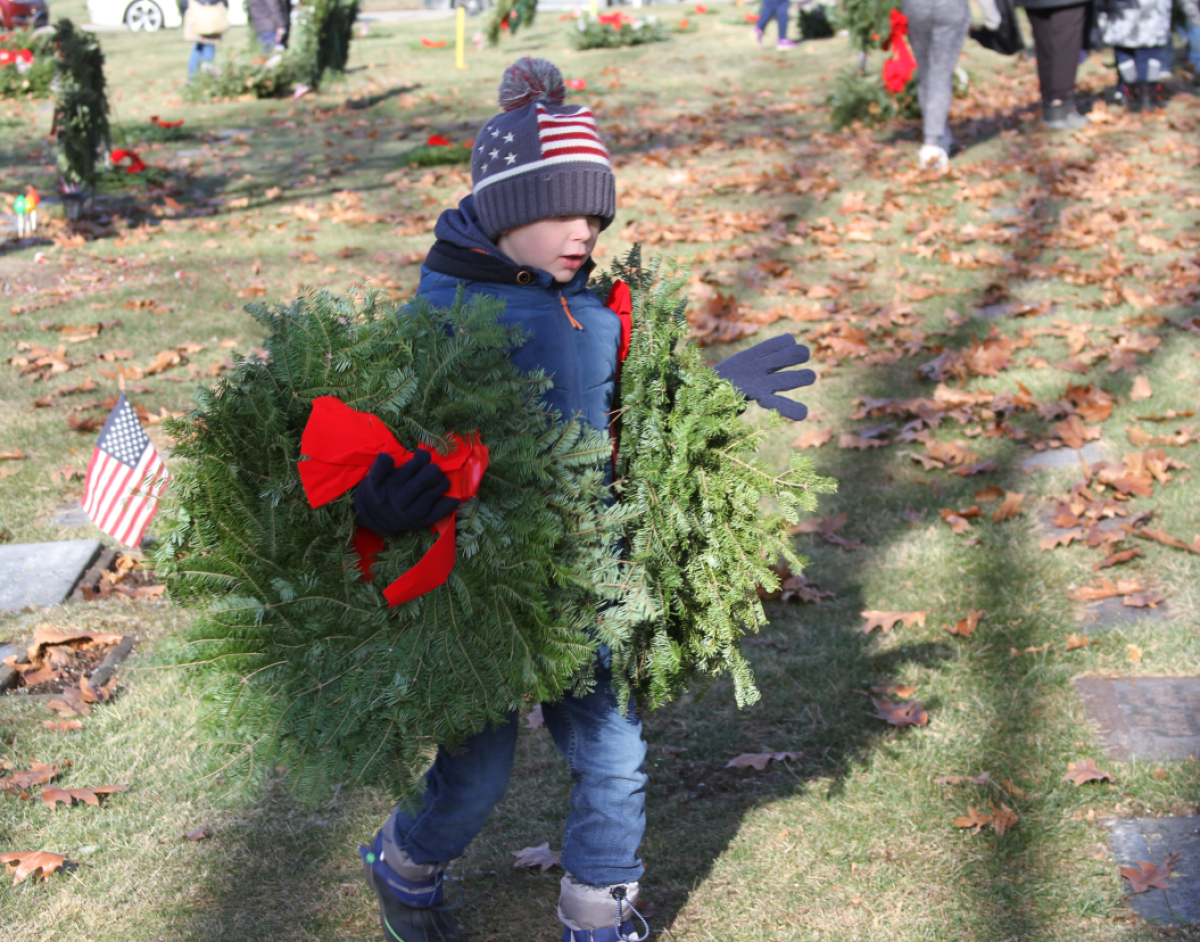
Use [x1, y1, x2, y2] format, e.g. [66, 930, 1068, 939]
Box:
[793, 427, 832, 449]
[511, 842, 561, 872]
[992, 491, 1025, 523]
[1122, 853, 1180, 894]
[726, 751, 802, 771]
[1126, 644, 1143, 664]
[1094, 548, 1142, 571]
[869, 698, 928, 727]
[0, 761, 60, 795]
[1064, 633, 1092, 650]
[858, 610, 928, 634]
[1040, 528, 1085, 551]
[1061, 759, 1114, 786]
[0, 850, 67, 884]
[936, 771, 990, 786]
[42, 719, 83, 732]
[946, 610, 984, 637]
[41, 783, 128, 810]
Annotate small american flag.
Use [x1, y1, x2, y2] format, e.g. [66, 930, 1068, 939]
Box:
[474, 103, 610, 190]
[82, 394, 169, 548]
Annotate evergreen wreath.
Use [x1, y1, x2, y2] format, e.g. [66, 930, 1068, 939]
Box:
[157, 290, 621, 798]
[596, 249, 836, 711]
[486, 0, 538, 46]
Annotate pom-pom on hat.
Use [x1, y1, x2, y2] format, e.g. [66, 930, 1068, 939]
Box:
[472, 58, 616, 242]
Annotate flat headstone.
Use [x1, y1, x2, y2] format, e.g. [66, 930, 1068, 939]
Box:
[1111, 817, 1200, 925]
[0, 540, 103, 612]
[1081, 596, 1171, 633]
[1022, 442, 1104, 471]
[54, 501, 91, 527]
[1076, 677, 1200, 762]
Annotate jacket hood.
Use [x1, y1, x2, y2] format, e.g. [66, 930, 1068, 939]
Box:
[427, 194, 595, 292]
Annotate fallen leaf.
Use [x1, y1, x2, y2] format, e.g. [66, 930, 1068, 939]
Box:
[871, 684, 917, 698]
[1130, 376, 1152, 401]
[184, 826, 209, 841]
[793, 427, 833, 449]
[1040, 528, 1086, 550]
[42, 719, 83, 732]
[1133, 526, 1200, 555]
[936, 772, 991, 786]
[1064, 633, 1091, 650]
[41, 782, 128, 809]
[1094, 548, 1142, 571]
[1126, 643, 1143, 664]
[1061, 759, 1114, 786]
[947, 610, 984, 637]
[725, 751, 802, 770]
[1121, 853, 1180, 894]
[992, 491, 1025, 523]
[989, 800, 1019, 836]
[858, 610, 928, 634]
[0, 850, 67, 884]
[0, 761, 60, 795]
[954, 806, 992, 835]
[869, 698, 928, 727]
[511, 842, 561, 872]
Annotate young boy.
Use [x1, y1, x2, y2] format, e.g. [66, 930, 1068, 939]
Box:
[355, 57, 814, 942]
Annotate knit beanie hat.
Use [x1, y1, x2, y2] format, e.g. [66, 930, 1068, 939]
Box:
[471, 57, 616, 242]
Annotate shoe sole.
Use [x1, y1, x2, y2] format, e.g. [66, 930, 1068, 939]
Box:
[362, 859, 462, 942]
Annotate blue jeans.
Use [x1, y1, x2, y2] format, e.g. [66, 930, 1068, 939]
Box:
[1115, 46, 1167, 83]
[1187, 23, 1200, 71]
[389, 659, 647, 888]
[758, 0, 790, 40]
[187, 41, 216, 76]
[257, 29, 280, 53]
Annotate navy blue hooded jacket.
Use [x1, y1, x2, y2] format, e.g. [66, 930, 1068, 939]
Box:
[415, 195, 623, 441]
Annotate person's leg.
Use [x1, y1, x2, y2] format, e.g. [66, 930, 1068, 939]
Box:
[257, 29, 278, 53]
[388, 713, 520, 864]
[1189, 22, 1200, 73]
[187, 41, 204, 77]
[542, 660, 648, 937]
[1027, 2, 1086, 104]
[904, 0, 937, 133]
[758, 0, 786, 40]
[775, 0, 791, 42]
[921, 0, 970, 146]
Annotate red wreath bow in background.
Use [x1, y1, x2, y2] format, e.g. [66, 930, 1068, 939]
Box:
[881, 9, 916, 94]
[298, 396, 489, 608]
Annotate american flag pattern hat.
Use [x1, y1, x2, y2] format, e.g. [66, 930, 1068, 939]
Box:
[470, 58, 616, 241]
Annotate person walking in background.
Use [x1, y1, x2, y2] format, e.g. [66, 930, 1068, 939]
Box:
[248, 0, 290, 54]
[755, 0, 798, 49]
[904, 0, 1001, 171]
[180, 0, 230, 80]
[1098, 0, 1172, 109]
[1181, 0, 1200, 85]
[1016, 0, 1091, 129]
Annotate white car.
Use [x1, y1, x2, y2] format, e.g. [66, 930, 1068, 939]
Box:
[86, 0, 247, 32]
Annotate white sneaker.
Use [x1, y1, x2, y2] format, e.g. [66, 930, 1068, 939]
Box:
[919, 144, 949, 172]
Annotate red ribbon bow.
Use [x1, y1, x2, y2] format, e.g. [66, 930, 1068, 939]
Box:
[881, 9, 916, 95]
[298, 396, 489, 607]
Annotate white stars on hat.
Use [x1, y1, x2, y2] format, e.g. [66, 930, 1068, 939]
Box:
[504, 152, 517, 165]
[489, 148, 500, 159]
[490, 126, 500, 138]
[503, 132, 515, 143]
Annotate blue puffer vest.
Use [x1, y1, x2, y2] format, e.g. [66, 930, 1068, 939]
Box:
[414, 195, 623, 442]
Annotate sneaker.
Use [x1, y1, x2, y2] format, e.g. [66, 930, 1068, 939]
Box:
[777, 38, 798, 49]
[919, 143, 949, 172]
[753, 25, 763, 46]
[360, 833, 461, 942]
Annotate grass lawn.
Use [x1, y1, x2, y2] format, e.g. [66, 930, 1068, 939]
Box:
[3, 4, 1200, 940]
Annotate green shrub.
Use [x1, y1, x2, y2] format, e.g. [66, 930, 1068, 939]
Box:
[397, 142, 473, 168]
[571, 13, 670, 50]
[52, 20, 110, 188]
[486, 0, 537, 46]
[0, 30, 55, 99]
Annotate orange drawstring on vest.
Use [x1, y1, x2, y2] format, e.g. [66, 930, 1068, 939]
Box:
[560, 296, 584, 330]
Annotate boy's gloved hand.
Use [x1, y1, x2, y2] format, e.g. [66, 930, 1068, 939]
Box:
[353, 451, 461, 536]
[714, 334, 816, 421]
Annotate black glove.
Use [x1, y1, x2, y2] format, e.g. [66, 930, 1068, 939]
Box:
[353, 451, 461, 536]
[713, 334, 816, 421]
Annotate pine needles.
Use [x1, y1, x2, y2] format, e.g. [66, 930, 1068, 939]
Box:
[597, 248, 837, 711]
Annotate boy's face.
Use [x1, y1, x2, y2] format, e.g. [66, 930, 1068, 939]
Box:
[496, 214, 602, 284]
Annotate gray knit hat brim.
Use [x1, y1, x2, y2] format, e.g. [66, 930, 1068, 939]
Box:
[475, 166, 616, 242]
